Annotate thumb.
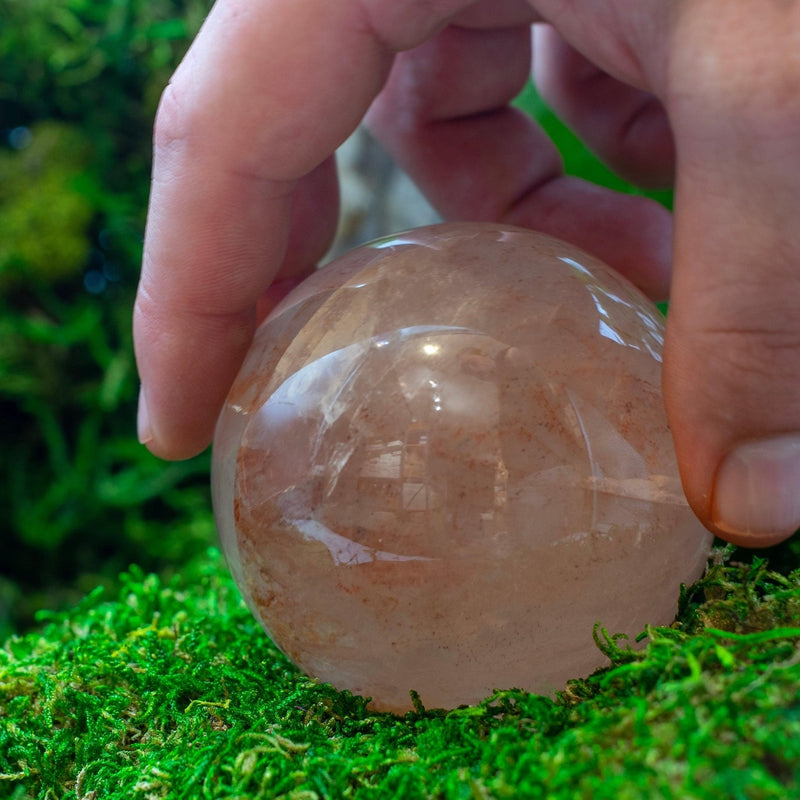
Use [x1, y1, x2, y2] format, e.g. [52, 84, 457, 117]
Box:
[664, 3, 800, 547]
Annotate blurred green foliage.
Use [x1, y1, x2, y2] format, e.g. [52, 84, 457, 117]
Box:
[0, 0, 213, 636]
[0, 122, 94, 287]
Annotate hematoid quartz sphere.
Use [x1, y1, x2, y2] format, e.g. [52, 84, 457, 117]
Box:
[212, 222, 712, 713]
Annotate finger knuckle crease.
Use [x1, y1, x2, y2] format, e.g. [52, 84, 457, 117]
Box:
[699, 327, 800, 378]
[153, 82, 194, 152]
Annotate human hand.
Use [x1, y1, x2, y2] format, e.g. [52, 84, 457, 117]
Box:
[133, 0, 800, 548]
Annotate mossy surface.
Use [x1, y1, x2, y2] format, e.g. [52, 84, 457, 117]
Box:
[2, 547, 799, 799]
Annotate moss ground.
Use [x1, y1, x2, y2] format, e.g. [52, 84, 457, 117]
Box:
[2, 545, 799, 799]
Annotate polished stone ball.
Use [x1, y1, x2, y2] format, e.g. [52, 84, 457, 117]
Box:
[212, 222, 712, 712]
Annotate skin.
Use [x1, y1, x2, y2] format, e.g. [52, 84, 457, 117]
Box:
[134, 0, 800, 548]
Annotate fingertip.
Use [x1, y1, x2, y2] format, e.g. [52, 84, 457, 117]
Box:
[709, 525, 796, 551]
[139, 414, 214, 462]
[137, 386, 153, 447]
[709, 434, 800, 548]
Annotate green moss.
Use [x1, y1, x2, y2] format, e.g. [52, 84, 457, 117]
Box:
[2, 548, 798, 799]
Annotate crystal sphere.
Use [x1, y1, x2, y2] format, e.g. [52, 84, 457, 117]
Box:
[212, 222, 712, 712]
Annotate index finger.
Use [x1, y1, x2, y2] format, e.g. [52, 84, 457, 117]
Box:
[134, 0, 471, 459]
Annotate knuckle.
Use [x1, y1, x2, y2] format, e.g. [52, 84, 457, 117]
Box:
[153, 79, 195, 154]
[695, 323, 800, 384]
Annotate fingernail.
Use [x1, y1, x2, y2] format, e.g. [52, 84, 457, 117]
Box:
[712, 434, 800, 543]
[137, 386, 153, 446]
